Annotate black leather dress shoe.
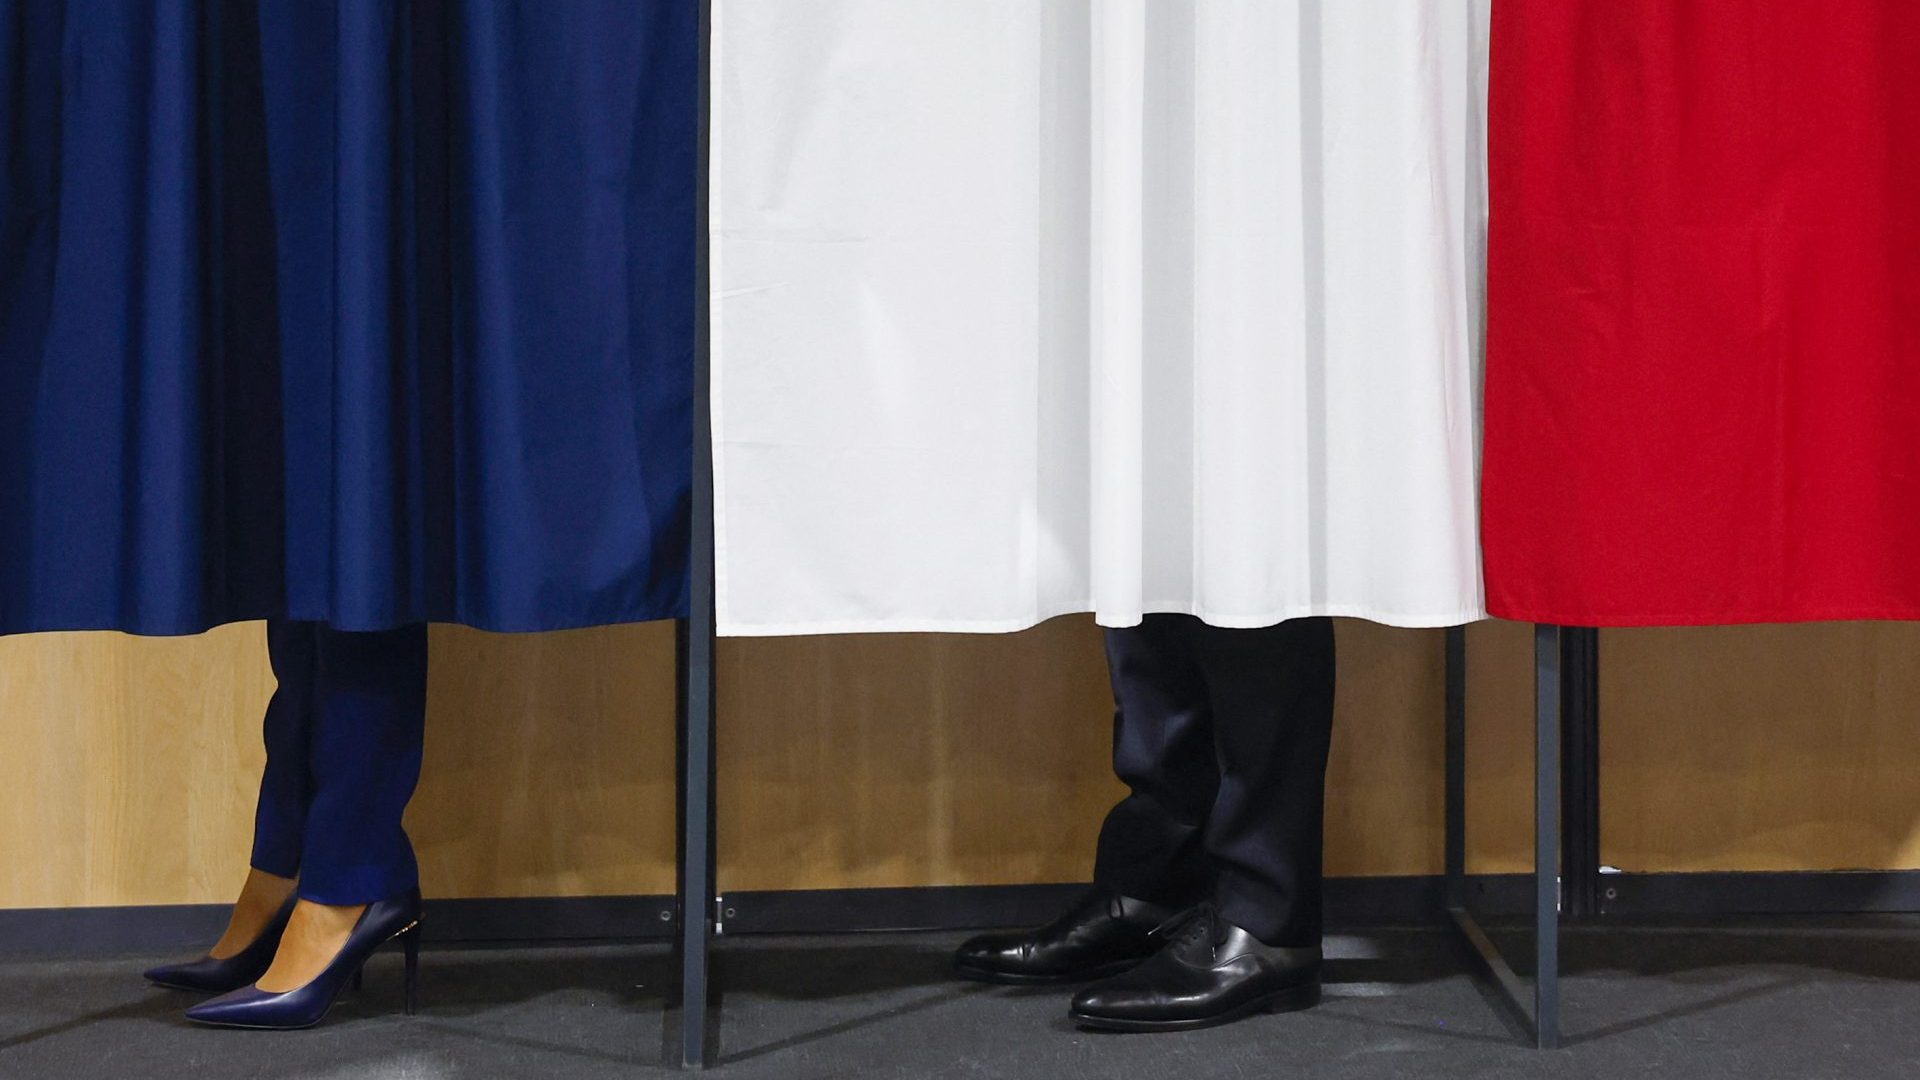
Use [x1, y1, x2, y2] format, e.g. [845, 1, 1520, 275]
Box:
[1070, 905, 1321, 1032]
[952, 889, 1175, 985]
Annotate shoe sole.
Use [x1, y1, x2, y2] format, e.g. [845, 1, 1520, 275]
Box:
[1069, 980, 1322, 1033]
[951, 957, 1145, 987]
[185, 1014, 328, 1032]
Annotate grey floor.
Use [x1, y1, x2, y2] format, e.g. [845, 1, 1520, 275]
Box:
[6, 921, 1920, 1079]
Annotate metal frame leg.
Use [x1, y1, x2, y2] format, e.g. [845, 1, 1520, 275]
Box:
[672, 0, 719, 1066]
[1444, 626, 1468, 907]
[1559, 629, 1602, 920]
[673, 618, 718, 1068]
[1532, 624, 1562, 1049]
[1444, 623, 1563, 1050]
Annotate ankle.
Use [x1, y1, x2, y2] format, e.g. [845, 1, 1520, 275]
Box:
[253, 900, 369, 993]
[207, 869, 299, 959]
[238, 867, 297, 907]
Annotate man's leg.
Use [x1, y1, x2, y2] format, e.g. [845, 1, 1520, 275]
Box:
[1195, 616, 1337, 946]
[954, 614, 1220, 983]
[1092, 614, 1220, 909]
[1071, 617, 1336, 1030]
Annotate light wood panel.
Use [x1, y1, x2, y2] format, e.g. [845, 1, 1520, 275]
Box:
[19, 614, 1920, 912]
[718, 616, 1528, 890]
[1603, 624, 1920, 873]
[716, 622, 1118, 891]
[1462, 619, 1539, 874]
[0, 626, 271, 908]
[0, 623, 680, 908]
[2, 616, 1522, 909]
[410, 624, 679, 899]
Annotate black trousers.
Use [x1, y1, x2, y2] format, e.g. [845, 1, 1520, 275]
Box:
[1092, 614, 1336, 947]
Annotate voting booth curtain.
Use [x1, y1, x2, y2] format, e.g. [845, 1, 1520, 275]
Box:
[711, 0, 1490, 636]
[0, 1, 696, 636]
[1482, 2, 1920, 627]
[27, 2, 1915, 641]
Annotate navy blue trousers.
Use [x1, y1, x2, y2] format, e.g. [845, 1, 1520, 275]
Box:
[250, 620, 428, 905]
[1093, 616, 1337, 947]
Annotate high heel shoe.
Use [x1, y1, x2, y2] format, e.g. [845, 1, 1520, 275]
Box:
[184, 888, 423, 1030]
[145, 893, 298, 994]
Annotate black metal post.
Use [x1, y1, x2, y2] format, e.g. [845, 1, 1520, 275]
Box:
[1559, 628, 1601, 920]
[672, 620, 717, 1069]
[1444, 626, 1468, 909]
[1533, 623, 1562, 1049]
[1444, 623, 1563, 1050]
[672, 0, 719, 1067]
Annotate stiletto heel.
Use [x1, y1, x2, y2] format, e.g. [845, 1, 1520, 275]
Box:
[185, 888, 425, 1030]
[402, 924, 421, 1015]
[145, 893, 298, 995]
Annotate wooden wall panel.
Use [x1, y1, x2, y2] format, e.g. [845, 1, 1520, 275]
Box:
[2, 616, 1519, 910]
[13, 614, 1917, 912]
[715, 621, 1119, 892]
[717, 617, 1527, 890]
[1328, 622, 1447, 877]
[1462, 619, 1539, 874]
[0, 626, 269, 908]
[410, 624, 679, 899]
[0, 623, 680, 909]
[1603, 624, 1920, 873]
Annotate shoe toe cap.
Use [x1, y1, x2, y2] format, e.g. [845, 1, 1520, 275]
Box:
[953, 932, 1023, 967]
[1071, 980, 1150, 1020]
[146, 961, 219, 993]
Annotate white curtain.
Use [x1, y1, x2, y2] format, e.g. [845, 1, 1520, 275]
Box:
[713, 1, 1488, 636]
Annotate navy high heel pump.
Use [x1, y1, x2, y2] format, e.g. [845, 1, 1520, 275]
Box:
[185, 888, 423, 1030]
[145, 893, 298, 994]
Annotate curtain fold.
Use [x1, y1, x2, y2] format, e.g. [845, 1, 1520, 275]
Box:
[1, 1, 696, 635]
[712, 0, 1489, 635]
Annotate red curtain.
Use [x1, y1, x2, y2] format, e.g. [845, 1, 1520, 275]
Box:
[1483, 1, 1920, 626]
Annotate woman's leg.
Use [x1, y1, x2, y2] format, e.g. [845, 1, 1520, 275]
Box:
[257, 623, 427, 991]
[295, 622, 429, 904]
[208, 620, 314, 957]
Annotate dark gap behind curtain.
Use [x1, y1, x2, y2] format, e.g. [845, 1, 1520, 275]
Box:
[0, 1, 696, 635]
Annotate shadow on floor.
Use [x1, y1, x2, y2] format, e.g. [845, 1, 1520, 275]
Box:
[9, 921, 1920, 1078]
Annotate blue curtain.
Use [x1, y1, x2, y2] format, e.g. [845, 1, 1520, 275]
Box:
[0, 1, 695, 634]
